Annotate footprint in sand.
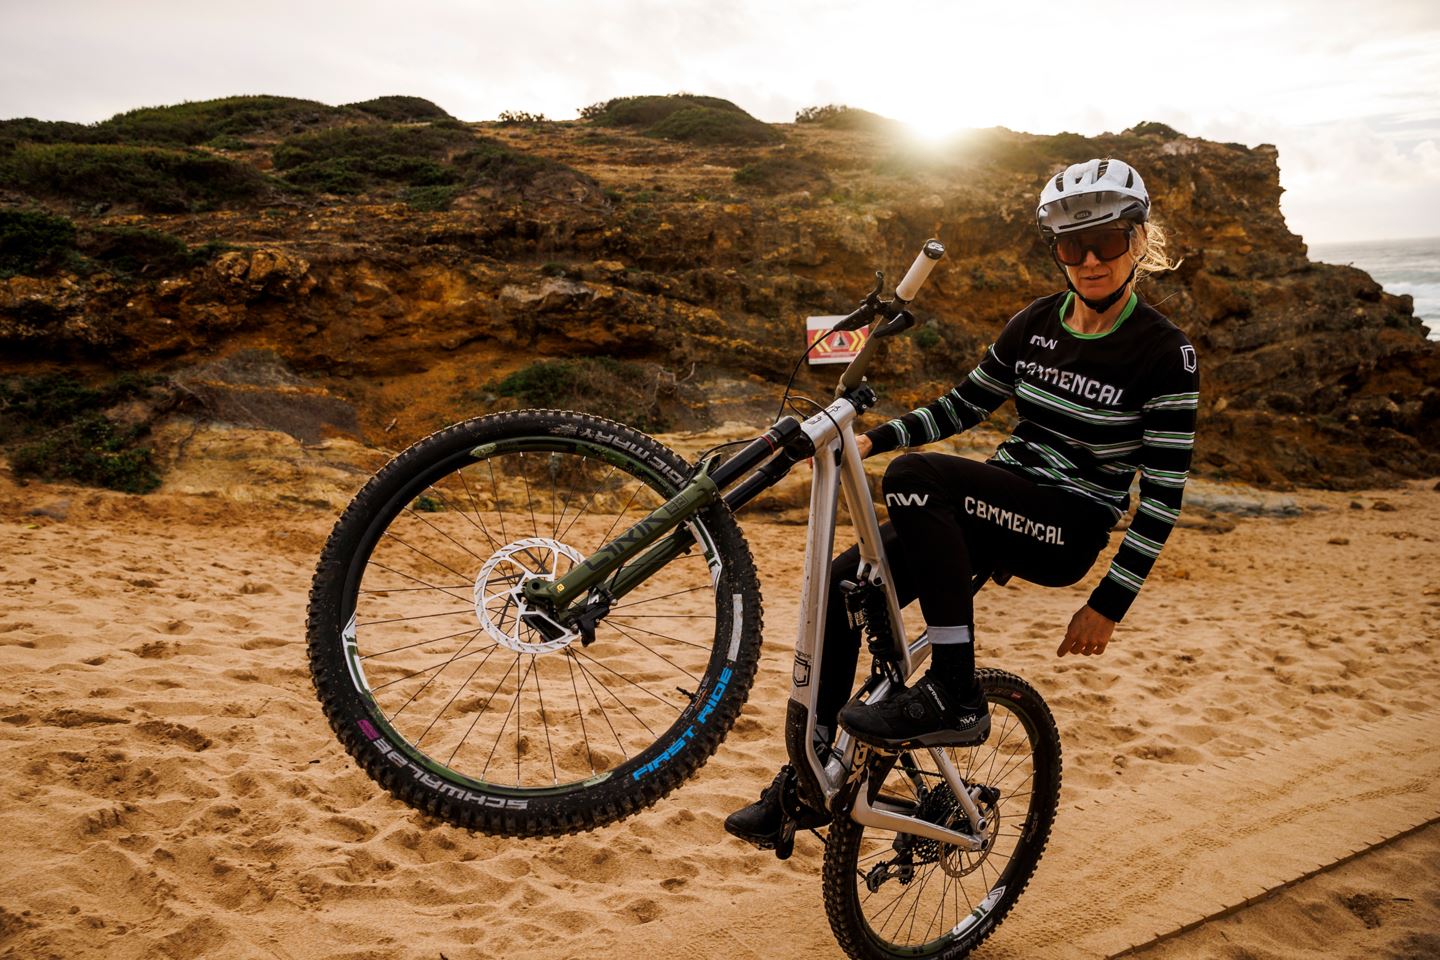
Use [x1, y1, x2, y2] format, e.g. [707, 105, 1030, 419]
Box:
[135, 719, 212, 751]
[318, 815, 377, 843]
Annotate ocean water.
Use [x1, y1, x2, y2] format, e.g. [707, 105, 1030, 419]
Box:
[1308, 236, 1440, 340]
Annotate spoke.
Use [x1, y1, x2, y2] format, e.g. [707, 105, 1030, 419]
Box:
[556, 461, 620, 545]
[371, 639, 497, 691]
[569, 650, 630, 757]
[385, 533, 475, 585]
[413, 640, 496, 747]
[866, 869, 917, 931]
[482, 655, 526, 783]
[989, 749, 1036, 790]
[570, 649, 662, 736]
[445, 653, 519, 767]
[361, 626, 484, 660]
[980, 711, 1019, 785]
[597, 476, 645, 547]
[405, 503, 491, 566]
[454, 467, 505, 554]
[606, 620, 703, 683]
[609, 584, 712, 610]
[953, 863, 962, 942]
[384, 630, 486, 721]
[365, 558, 472, 604]
[925, 868, 950, 944]
[358, 608, 474, 628]
[606, 613, 717, 620]
[566, 650, 596, 776]
[572, 648, 674, 715]
[547, 455, 560, 540]
[360, 582, 474, 594]
[514, 654, 526, 784]
[599, 616, 715, 652]
[487, 459, 508, 544]
[902, 856, 938, 945]
[531, 656, 558, 785]
[520, 452, 540, 542]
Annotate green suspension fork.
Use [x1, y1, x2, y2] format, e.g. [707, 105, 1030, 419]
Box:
[522, 463, 720, 619]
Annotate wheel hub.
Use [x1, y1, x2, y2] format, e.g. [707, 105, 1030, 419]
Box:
[473, 537, 583, 655]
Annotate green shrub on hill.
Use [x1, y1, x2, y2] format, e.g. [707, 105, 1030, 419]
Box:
[581, 94, 750, 127]
[273, 122, 473, 193]
[795, 104, 900, 133]
[456, 137, 588, 191]
[497, 110, 548, 126]
[0, 373, 167, 493]
[487, 358, 672, 431]
[646, 107, 782, 146]
[955, 128, 1097, 174]
[346, 96, 454, 123]
[1128, 121, 1184, 140]
[0, 118, 100, 156]
[403, 184, 460, 211]
[0, 209, 79, 277]
[733, 154, 831, 194]
[82, 225, 227, 276]
[96, 95, 342, 145]
[0, 143, 269, 212]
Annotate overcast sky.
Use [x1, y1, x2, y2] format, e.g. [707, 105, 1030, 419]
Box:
[2, 0, 1437, 243]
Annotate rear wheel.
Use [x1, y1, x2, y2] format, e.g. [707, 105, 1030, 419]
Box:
[307, 409, 763, 836]
[822, 669, 1061, 959]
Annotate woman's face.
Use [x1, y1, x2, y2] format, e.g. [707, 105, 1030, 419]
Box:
[1059, 226, 1141, 302]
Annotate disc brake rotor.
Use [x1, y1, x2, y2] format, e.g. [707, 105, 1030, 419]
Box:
[473, 537, 583, 655]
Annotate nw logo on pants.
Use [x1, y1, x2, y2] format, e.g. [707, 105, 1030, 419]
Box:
[885, 492, 930, 507]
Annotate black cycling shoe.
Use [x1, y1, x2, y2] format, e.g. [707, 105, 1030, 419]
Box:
[724, 765, 830, 859]
[839, 675, 990, 750]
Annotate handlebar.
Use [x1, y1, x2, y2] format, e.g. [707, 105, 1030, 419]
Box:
[831, 239, 946, 395]
[894, 238, 946, 303]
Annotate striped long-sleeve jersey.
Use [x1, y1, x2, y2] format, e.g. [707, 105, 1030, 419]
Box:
[863, 291, 1200, 622]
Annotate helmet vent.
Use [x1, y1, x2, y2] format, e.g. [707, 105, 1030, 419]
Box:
[1125, 170, 1135, 188]
[1096, 158, 1110, 179]
[1053, 174, 1065, 193]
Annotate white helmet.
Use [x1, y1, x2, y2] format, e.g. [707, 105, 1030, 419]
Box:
[1035, 158, 1150, 242]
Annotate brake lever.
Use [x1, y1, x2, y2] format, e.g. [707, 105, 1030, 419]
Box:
[829, 271, 887, 333]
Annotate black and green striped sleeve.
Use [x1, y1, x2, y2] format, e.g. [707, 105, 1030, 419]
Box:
[864, 314, 1022, 455]
[1087, 339, 1200, 621]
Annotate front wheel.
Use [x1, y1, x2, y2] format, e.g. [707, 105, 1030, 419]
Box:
[822, 668, 1062, 959]
[306, 409, 764, 836]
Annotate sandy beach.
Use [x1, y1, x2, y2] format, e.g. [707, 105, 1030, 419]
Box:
[1, 436, 1437, 960]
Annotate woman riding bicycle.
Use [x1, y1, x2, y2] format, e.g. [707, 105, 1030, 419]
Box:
[727, 157, 1198, 848]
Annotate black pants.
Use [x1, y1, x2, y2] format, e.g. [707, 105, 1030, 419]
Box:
[815, 453, 1114, 729]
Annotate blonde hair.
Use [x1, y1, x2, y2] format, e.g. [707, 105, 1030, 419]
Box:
[1133, 219, 1182, 284]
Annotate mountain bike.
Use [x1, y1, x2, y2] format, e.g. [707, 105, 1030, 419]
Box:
[307, 240, 1062, 959]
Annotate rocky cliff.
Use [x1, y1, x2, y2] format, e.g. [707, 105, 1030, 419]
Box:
[2, 97, 1436, 489]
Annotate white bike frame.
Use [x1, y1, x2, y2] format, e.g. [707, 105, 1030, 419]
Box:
[786, 395, 992, 851]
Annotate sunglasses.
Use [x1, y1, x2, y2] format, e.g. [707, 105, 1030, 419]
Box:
[1053, 227, 1133, 266]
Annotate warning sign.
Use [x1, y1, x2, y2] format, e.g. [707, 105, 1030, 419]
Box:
[805, 316, 870, 365]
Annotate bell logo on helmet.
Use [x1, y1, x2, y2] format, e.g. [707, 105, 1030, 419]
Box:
[1073, 209, 1092, 220]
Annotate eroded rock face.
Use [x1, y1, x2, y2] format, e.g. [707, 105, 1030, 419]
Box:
[1, 124, 1435, 489]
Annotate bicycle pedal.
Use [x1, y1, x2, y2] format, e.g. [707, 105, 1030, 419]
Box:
[774, 823, 796, 861]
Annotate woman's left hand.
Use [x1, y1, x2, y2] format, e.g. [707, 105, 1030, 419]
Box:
[1057, 605, 1115, 657]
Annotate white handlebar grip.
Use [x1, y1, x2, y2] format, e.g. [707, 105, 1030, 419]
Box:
[894, 238, 946, 303]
